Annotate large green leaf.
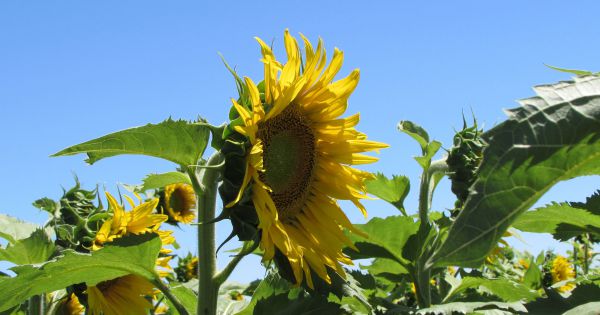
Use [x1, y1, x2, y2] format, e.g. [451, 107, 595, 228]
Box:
[0, 229, 55, 265]
[415, 301, 526, 315]
[513, 203, 600, 241]
[140, 171, 192, 191]
[526, 283, 600, 314]
[0, 214, 43, 244]
[431, 76, 600, 267]
[0, 234, 161, 312]
[365, 173, 410, 215]
[167, 282, 198, 315]
[236, 270, 301, 315]
[563, 302, 600, 315]
[345, 216, 419, 265]
[444, 277, 539, 302]
[252, 293, 342, 315]
[52, 119, 210, 167]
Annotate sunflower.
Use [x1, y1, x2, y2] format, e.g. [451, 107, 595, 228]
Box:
[185, 257, 199, 280]
[56, 293, 84, 315]
[93, 192, 170, 250]
[228, 30, 388, 287]
[551, 255, 575, 292]
[87, 274, 155, 315]
[86, 192, 174, 315]
[163, 183, 196, 224]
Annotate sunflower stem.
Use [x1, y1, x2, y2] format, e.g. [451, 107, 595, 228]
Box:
[27, 295, 43, 315]
[415, 158, 448, 308]
[152, 277, 190, 315]
[214, 241, 254, 286]
[188, 151, 224, 315]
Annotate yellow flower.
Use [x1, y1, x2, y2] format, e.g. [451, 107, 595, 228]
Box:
[93, 192, 168, 250]
[517, 258, 530, 269]
[186, 257, 199, 280]
[163, 183, 196, 224]
[551, 255, 576, 292]
[87, 274, 155, 315]
[87, 192, 175, 315]
[229, 30, 388, 288]
[56, 293, 84, 315]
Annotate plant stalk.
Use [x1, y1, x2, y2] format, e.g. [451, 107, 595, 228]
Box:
[27, 295, 43, 315]
[188, 151, 224, 315]
[415, 158, 448, 308]
[152, 277, 190, 315]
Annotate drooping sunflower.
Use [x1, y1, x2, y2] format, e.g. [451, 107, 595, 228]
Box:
[228, 30, 388, 287]
[551, 255, 576, 292]
[86, 192, 174, 315]
[87, 274, 155, 315]
[163, 183, 196, 224]
[93, 192, 170, 250]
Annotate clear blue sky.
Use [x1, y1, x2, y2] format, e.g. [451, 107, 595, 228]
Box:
[1, 1, 599, 283]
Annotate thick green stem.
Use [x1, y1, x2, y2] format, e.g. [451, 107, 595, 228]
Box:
[27, 295, 43, 315]
[415, 158, 448, 308]
[152, 277, 190, 315]
[188, 152, 224, 315]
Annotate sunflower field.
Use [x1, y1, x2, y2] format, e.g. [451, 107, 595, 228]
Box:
[0, 29, 599, 315]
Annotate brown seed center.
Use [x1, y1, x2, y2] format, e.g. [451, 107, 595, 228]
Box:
[257, 105, 316, 222]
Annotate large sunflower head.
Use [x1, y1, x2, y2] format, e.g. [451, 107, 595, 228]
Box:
[551, 255, 576, 292]
[225, 30, 388, 288]
[162, 183, 196, 224]
[87, 274, 155, 315]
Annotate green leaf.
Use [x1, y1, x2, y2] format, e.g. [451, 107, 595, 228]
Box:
[398, 120, 430, 152]
[0, 229, 54, 265]
[362, 258, 408, 282]
[0, 234, 161, 312]
[345, 216, 419, 265]
[415, 301, 526, 315]
[525, 283, 600, 314]
[0, 215, 42, 245]
[414, 140, 442, 169]
[431, 76, 600, 267]
[512, 203, 600, 241]
[546, 64, 596, 76]
[140, 171, 192, 192]
[218, 282, 250, 315]
[236, 270, 301, 315]
[444, 277, 539, 302]
[252, 293, 342, 315]
[32, 197, 58, 215]
[52, 118, 210, 167]
[563, 302, 600, 315]
[167, 282, 198, 315]
[365, 173, 410, 215]
[522, 259, 542, 290]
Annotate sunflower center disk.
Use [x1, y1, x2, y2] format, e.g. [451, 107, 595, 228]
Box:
[169, 189, 187, 213]
[258, 105, 316, 222]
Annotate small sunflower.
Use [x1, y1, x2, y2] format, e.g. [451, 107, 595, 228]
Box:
[86, 192, 174, 315]
[551, 255, 576, 292]
[186, 257, 199, 280]
[87, 274, 155, 315]
[56, 293, 84, 315]
[93, 192, 169, 250]
[228, 30, 388, 287]
[163, 183, 196, 224]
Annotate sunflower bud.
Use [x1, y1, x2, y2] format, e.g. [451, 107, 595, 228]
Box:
[447, 117, 486, 217]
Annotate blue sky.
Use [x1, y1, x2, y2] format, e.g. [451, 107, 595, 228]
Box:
[1, 1, 599, 283]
